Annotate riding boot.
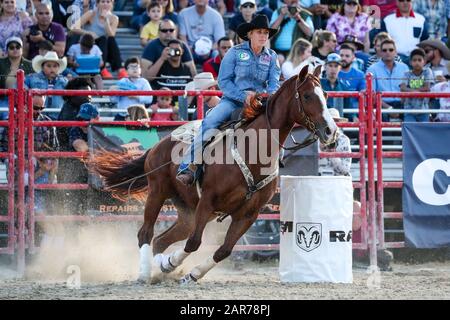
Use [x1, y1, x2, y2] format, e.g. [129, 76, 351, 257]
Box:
[176, 163, 197, 186]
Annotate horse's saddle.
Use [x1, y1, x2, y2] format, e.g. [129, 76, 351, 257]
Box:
[171, 108, 245, 145]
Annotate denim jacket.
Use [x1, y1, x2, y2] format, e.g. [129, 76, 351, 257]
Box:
[25, 72, 68, 109]
[218, 41, 281, 103]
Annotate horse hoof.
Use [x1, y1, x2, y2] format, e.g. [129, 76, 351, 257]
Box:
[154, 253, 176, 273]
[136, 276, 150, 284]
[179, 273, 197, 286]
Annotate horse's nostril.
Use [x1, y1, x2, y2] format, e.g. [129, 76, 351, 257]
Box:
[325, 127, 332, 136]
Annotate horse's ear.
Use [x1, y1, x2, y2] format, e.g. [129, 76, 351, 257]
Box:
[313, 65, 322, 78]
[298, 65, 309, 83]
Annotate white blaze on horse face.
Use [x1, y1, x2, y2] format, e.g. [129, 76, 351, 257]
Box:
[314, 86, 337, 133]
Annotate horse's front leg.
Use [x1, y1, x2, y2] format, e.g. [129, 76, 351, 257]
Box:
[180, 211, 257, 285]
[153, 196, 214, 275]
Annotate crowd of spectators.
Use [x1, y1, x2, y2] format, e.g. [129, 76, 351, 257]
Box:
[0, 0, 450, 226]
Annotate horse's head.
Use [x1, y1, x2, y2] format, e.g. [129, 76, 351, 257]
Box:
[292, 65, 337, 145]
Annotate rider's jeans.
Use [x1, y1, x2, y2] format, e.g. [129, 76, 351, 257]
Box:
[179, 97, 243, 171]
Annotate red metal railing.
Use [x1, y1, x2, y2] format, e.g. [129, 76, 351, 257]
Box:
[0, 88, 16, 256]
[375, 91, 450, 251]
[3, 71, 383, 275]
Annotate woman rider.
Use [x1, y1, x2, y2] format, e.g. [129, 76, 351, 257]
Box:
[176, 14, 281, 186]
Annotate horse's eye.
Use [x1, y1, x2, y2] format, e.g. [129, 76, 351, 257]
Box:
[304, 94, 311, 100]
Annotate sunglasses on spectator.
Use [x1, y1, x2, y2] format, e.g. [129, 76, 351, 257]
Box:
[241, 3, 255, 8]
[398, 0, 411, 2]
[127, 64, 141, 70]
[160, 28, 175, 33]
[382, 48, 395, 52]
[346, 2, 358, 5]
[424, 48, 435, 53]
[33, 105, 45, 111]
[8, 44, 21, 50]
[158, 97, 172, 101]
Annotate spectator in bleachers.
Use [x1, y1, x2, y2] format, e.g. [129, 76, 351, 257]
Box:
[366, 39, 409, 122]
[413, 0, 447, 41]
[418, 39, 450, 80]
[110, 57, 153, 112]
[320, 53, 349, 117]
[338, 34, 366, 71]
[58, 77, 93, 151]
[318, 107, 351, 177]
[281, 38, 313, 80]
[74, 0, 128, 79]
[367, 32, 403, 68]
[311, 30, 337, 64]
[178, 0, 226, 62]
[183, 71, 219, 118]
[25, 51, 68, 109]
[66, 33, 104, 89]
[141, 19, 197, 81]
[379, 0, 429, 63]
[0, 0, 33, 57]
[0, 36, 33, 119]
[228, 0, 257, 43]
[339, 44, 366, 120]
[140, 2, 163, 47]
[302, 0, 335, 30]
[149, 39, 194, 90]
[400, 48, 434, 122]
[430, 61, 450, 122]
[70, 102, 99, 153]
[326, 0, 370, 53]
[134, 0, 179, 31]
[202, 36, 232, 78]
[72, 0, 97, 16]
[180, 0, 227, 16]
[361, 0, 397, 19]
[49, 0, 75, 27]
[150, 87, 178, 120]
[269, 0, 314, 59]
[22, 2, 66, 59]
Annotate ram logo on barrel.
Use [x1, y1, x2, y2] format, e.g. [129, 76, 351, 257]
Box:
[295, 223, 322, 252]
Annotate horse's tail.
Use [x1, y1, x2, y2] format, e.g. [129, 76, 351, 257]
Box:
[86, 149, 151, 202]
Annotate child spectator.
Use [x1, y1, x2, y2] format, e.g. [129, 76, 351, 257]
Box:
[37, 40, 54, 56]
[400, 48, 434, 122]
[110, 57, 153, 114]
[26, 51, 68, 109]
[140, 2, 163, 47]
[150, 87, 178, 121]
[67, 33, 104, 89]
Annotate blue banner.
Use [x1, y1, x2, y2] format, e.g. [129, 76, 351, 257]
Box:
[402, 123, 450, 248]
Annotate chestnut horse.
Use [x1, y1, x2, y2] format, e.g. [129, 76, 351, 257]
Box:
[88, 65, 337, 284]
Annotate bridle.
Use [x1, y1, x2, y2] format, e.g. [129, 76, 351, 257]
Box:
[265, 75, 321, 151]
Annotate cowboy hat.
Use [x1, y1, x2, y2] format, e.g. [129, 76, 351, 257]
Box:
[32, 51, 67, 74]
[341, 34, 364, 51]
[417, 39, 450, 60]
[236, 14, 279, 41]
[185, 72, 217, 91]
[328, 108, 348, 122]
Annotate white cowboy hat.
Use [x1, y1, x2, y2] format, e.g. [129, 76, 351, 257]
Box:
[185, 72, 217, 91]
[32, 51, 67, 74]
[328, 108, 348, 122]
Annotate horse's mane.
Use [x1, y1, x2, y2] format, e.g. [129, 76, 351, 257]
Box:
[241, 73, 321, 122]
[241, 76, 297, 122]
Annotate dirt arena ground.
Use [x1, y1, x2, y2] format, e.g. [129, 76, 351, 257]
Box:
[1, 222, 449, 300]
[1, 260, 450, 300]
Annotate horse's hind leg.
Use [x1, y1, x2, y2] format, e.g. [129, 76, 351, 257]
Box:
[180, 211, 257, 284]
[137, 190, 166, 282]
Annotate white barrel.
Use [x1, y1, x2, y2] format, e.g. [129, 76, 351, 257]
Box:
[279, 176, 353, 283]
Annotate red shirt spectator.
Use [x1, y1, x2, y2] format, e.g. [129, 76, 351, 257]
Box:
[202, 36, 233, 78]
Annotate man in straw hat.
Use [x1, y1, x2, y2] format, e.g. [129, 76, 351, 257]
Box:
[418, 39, 450, 81]
[176, 14, 280, 186]
[25, 51, 68, 109]
[184, 72, 220, 118]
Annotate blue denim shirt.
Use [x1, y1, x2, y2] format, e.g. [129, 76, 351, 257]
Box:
[25, 72, 68, 109]
[218, 41, 281, 103]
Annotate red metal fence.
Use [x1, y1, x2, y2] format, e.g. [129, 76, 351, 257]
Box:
[3, 71, 445, 275]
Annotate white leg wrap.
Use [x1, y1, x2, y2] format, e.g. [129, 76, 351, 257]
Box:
[138, 244, 151, 280]
[190, 257, 218, 281]
[170, 249, 190, 267]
